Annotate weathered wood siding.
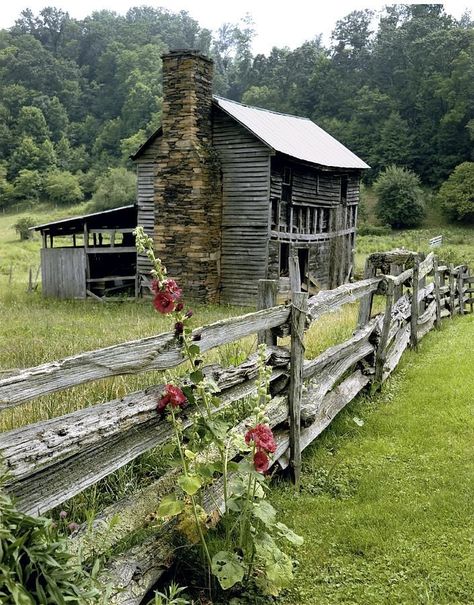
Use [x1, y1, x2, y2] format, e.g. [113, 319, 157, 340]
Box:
[213, 109, 271, 305]
[269, 157, 360, 289]
[135, 138, 160, 290]
[41, 248, 86, 299]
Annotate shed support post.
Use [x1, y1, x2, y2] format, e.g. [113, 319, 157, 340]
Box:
[288, 247, 301, 294]
[288, 291, 307, 489]
[257, 279, 278, 346]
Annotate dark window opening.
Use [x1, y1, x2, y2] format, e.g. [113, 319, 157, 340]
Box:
[271, 198, 279, 229]
[321, 208, 330, 233]
[340, 175, 348, 203]
[279, 242, 290, 276]
[283, 167, 292, 185]
[298, 248, 309, 290]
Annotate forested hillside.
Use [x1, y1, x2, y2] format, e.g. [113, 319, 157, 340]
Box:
[0, 4, 472, 211]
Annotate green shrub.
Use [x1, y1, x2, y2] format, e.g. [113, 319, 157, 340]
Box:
[374, 165, 425, 228]
[0, 485, 102, 604]
[44, 170, 84, 205]
[357, 223, 392, 236]
[13, 216, 37, 240]
[89, 167, 136, 211]
[437, 162, 474, 223]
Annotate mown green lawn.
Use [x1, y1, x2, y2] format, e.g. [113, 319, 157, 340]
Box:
[275, 314, 474, 604]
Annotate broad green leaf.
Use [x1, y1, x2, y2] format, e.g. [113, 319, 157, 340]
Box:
[275, 522, 304, 546]
[211, 551, 245, 590]
[252, 501, 277, 527]
[190, 370, 204, 385]
[184, 449, 196, 460]
[178, 475, 202, 495]
[188, 344, 201, 357]
[157, 495, 185, 518]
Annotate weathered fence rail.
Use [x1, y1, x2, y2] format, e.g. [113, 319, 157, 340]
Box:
[0, 249, 471, 604]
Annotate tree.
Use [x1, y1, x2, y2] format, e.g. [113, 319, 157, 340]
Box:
[43, 170, 84, 205]
[89, 167, 136, 211]
[13, 169, 43, 202]
[375, 165, 425, 228]
[15, 106, 50, 142]
[437, 162, 474, 222]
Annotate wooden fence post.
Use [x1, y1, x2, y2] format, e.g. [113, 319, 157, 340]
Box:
[288, 291, 307, 488]
[457, 268, 465, 316]
[257, 279, 278, 345]
[410, 257, 420, 349]
[448, 264, 455, 317]
[357, 257, 376, 328]
[374, 279, 394, 384]
[433, 257, 441, 329]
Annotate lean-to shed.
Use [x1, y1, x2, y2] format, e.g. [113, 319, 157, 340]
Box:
[32, 205, 138, 299]
[132, 50, 369, 305]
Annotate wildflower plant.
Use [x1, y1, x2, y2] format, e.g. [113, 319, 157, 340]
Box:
[134, 227, 302, 598]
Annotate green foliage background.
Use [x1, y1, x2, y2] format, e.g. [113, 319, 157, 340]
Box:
[0, 4, 472, 211]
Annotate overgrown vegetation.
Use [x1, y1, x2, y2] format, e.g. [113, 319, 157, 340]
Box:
[437, 161, 474, 223]
[374, 165, 425, 228]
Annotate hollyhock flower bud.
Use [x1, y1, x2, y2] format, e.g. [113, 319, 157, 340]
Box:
[185, 310, 193, 318]
[175, 321, 184, 335]
[59, 511, 67, 520]
[68, 522, 80, 533]
[176, 302, 184, 312]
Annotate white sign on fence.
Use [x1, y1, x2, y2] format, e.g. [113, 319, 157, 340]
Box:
[429, 235, 443, 248]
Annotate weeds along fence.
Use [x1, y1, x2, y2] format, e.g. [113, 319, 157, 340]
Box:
[0, 248, 472, 603]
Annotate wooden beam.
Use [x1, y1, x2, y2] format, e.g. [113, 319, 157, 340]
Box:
[257, 280, 279, 345]
[410, 257, 420, 349]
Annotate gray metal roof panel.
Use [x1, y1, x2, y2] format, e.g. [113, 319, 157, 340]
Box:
[214, 97, 369, 170]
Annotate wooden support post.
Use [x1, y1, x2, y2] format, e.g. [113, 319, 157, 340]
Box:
[433, 257, 441, 329]
[357, 257, 376, 328]
[374, 279, 394, 384]
[457, 268, 464, 315]
[448, 263, 455, 317]
[390, 263, 403, 303]
[27, 267, 33, 293]
[8, 262, 13, 286]
[410, 257, 420, 349]
[257, 280, 278, 346]
[288, 291, 307, 488]
[289, 248, 301, 293]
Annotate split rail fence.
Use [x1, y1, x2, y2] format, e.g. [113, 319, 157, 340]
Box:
[0, 249, 472, 603]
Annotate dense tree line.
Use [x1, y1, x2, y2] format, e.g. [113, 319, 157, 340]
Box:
[0, 4, 472, 212]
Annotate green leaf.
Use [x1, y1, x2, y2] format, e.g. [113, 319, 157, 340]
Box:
[178, 475, 202, 496]
[190, 370, 204, 385]
[252, 501, 277, 527]
[184, 449, 196, 460]
[211, 551, 245, 590]
[275, 522, 304, 546]
[157, 495, 185, 518]
[188, 344, 201, 357]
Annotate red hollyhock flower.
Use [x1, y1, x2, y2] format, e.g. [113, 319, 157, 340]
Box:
[245, 424, 277, 454]
[253, 450, 270, 473]
[151, 279, 161, 294]
[153, 290, 175, 314]
[157, 384, 187, 413]
[164, 279, 182, 301]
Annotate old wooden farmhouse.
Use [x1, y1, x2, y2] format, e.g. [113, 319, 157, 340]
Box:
[132, 50, 368, 305]
[34, 49, 368, 303]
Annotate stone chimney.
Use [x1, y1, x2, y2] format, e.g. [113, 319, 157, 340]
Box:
[154, 50, 222, 302]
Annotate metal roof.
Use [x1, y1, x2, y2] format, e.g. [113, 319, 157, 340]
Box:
[32, 205, 136, 234]
[214, 97, 369, 170]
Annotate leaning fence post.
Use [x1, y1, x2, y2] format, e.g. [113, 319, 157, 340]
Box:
[288, 247, 301, 294]
[457, 268, 465, 316]
[374, 278, 394, 384]
[433, 257, 441, 329]
[288, 291, 308, 488]
[448, 263, 455, 317]
[410, 257, 420, 349]
[257, 279, 278, 345]
[357, 257, 376, 328]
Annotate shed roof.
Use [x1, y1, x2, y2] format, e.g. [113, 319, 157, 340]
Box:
[214, 97, 369, 170]
[32, 205, 137, 236]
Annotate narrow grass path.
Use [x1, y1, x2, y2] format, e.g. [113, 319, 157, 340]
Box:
[275, 315, 474, 605]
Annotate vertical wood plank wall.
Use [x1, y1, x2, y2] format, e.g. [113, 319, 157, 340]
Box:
[41, 248, 87, 299]
[213, 110, 271, 305]
[135, 139, 160, 290]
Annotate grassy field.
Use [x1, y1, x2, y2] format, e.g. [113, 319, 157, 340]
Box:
[276, 315, 474, 604]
